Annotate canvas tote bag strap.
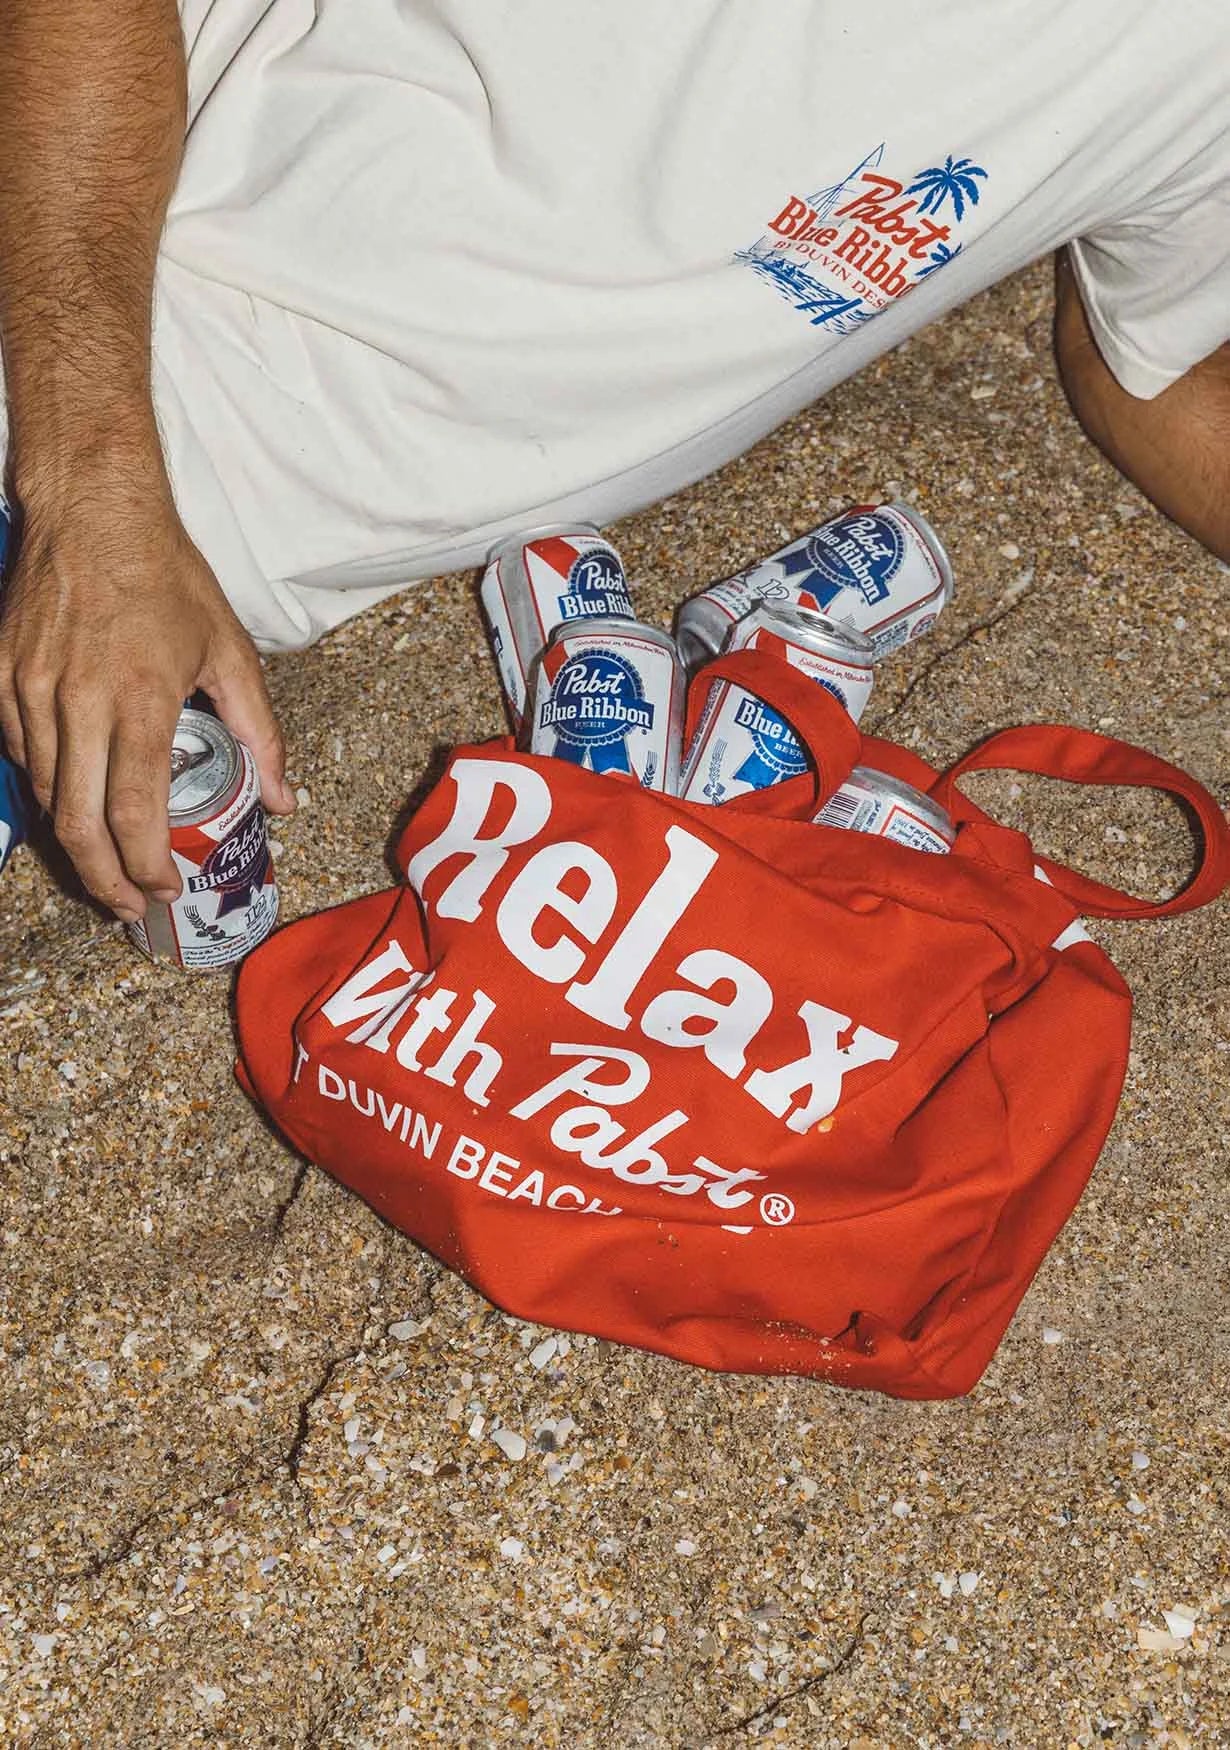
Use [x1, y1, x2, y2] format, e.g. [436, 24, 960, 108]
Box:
[934, 723, 1230, 918]
[684, 649, 862, 818]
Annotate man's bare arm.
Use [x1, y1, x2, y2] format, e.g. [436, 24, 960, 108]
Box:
[1054, 253, 1230, 563]
[0, 0, 292, 922]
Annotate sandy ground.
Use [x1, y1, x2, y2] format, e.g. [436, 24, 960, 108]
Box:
[1, 260, 1227, 1747]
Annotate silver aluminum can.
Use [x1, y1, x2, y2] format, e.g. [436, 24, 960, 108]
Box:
[680, 604, 873, 805]
[816, 766, 955, 854]
[526, 616, 685, 794]
[676, 500, 953, 667]
[128, 709, 279, 969]
[481, 524, 636, 724]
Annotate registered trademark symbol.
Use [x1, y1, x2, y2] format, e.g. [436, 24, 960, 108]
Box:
[760, 1193, 795, 1227]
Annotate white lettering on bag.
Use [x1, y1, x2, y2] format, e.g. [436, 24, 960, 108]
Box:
[443, 1131, 622, 1214]
[321, 938, 426, 1046]
[744, 1001, 899, 1133]
[496, 841, 618, 983]
[640, 949, 774, 1077]
[394, 984, 456, 1070]
[406, 758, 553, 921]
[447, 1135, 485, 1179]
[566, 826, 718, 1028]
[509, 1044, 650, 1120]
[550, 1104, 691, 1185]
[328, 757, 903, 1140]
[510, 1047, 768, 1206]
[424, 989, 503, 1107]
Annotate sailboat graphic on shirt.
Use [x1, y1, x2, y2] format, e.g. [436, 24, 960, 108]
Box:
[736, 141, 988, 335]
[739, 144, 886, 263]
[809, 142, 889, 222]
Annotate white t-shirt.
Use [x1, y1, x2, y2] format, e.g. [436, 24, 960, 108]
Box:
[136, 1, 1230, 644]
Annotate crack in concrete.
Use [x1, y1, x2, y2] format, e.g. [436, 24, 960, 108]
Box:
[64, 1451, 282, 1586]
[299, 1682, 353, 1749]
[877, 586, 1034, 730]
[285, 1348, 361, 1493]
[69, 1499, 170, 1583]
[268, 1160, 311, 1244]
[716, 1609, 872, 1739]
[59, 1333, 368, 1588]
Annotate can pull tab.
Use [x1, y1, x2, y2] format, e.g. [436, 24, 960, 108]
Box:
[170, 745, 212, 781]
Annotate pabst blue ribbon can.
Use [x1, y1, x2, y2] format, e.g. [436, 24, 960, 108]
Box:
[676, 501, 953, 667]
[481, 525, 636, 725]
[680, 604, 873, 805]
[128, 709, 279, 969]
[526, 616, 684, 793]
[816, 767, 955, 853]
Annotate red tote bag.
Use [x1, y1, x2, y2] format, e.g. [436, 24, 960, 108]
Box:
[235, 653, 1229, 1398]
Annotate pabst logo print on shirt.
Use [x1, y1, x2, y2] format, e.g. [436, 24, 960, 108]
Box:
[538, 645, 655, 775]
[737, 143, 990, 333]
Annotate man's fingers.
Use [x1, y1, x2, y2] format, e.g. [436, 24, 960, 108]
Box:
[0, 674, 27, 768]
[53, 699, 146, 919]
[207, 645, 295, 815]
[15, 673, 58, 810]
[106, 704, 181, 900]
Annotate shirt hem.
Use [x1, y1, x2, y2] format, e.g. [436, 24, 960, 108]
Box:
[1066, 241, 1181, 402]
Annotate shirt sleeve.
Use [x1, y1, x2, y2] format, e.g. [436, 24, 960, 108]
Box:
[1068, 174, 1230, 401]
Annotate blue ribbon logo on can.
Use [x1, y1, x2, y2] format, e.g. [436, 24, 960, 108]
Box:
[557, 547, 635, 622]
[538, 647, 655, 774]
[186, 806, 272, 915]
[780, 510, 905, 610]
[731, 676, 847, 790]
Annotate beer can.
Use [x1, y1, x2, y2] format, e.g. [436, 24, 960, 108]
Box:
[128, 709, 279, 969]
[676, 500, 953, 667]
[816, 766, 954, 853]
[680, 604, 873, 805]
[481, 525, 636, 724]
[525, 616, 684, 794]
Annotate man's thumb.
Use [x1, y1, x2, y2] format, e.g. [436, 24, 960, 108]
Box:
[206, 653, 296, 816]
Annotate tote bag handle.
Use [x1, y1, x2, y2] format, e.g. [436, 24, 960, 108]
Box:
[684, 649, 862, 817]
[933, 723, 1230, 918]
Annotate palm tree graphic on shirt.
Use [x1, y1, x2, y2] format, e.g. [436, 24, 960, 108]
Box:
[918, 239, 964, 279]
[906, 156, 988, 222]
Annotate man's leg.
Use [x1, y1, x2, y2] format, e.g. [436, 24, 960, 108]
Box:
[1053, 252, 1230, 563]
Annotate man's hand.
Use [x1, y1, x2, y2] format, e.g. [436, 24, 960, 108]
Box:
[0, 455, 294, 921]
[0, 0, 292, 922]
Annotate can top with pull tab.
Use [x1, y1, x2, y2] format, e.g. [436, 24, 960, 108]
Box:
[747, 600, 875, 668]
[170, 712, 243, 826]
